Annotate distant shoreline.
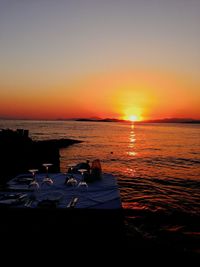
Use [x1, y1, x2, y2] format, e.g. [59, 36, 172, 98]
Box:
[72, 118, 200, 124]
[0, 118, 200, 124]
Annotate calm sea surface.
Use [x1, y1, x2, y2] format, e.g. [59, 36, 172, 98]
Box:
[1, 120, 200, 253]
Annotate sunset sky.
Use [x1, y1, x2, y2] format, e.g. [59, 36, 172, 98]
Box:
[0, 0, 200, 120]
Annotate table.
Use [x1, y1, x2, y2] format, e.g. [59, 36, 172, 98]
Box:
[1, 172, 122, 209]
[0, 172, 124, 246]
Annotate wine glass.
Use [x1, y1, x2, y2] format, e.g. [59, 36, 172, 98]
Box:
[78, 169, 88, 187]
[65, 164, 77, 186]
[42, 163, 53, 185]
[67, 163, 76, 174]
[28, 169, 39, 190]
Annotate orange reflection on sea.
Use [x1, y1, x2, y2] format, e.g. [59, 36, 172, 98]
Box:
[125, 167, 136, 176]
[127, 151, 137, 156]
[122, 202, 148, 210]
[127, 123, 137, 157]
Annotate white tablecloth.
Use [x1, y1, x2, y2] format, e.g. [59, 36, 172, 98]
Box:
[1, 172, 122, 209]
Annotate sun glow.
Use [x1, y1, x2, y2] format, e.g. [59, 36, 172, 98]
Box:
[122, 107, 143, 122]
[123, 114, 142, 122]
[128, 115, 139, 122]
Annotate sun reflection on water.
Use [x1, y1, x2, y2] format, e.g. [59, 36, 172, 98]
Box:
[127, 123, 137, 157]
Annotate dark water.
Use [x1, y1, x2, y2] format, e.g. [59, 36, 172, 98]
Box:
[1, 120, 200, 254]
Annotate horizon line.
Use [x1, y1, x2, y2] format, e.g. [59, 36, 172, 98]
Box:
[0, 117, 200, 122]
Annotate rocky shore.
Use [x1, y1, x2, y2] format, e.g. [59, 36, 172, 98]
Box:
[0, 128, 82, 185]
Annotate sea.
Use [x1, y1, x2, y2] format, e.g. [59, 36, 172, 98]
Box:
[0, 120, 200, 254]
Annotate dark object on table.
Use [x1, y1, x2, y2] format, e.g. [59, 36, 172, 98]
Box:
[72, 160, 91, 173]
[90, 159, 102, 180]
[83, 159, 102, 183]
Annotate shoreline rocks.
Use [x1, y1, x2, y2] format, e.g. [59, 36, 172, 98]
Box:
[0, 128, 82, 185]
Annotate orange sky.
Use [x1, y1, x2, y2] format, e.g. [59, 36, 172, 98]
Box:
[0, 69, 200, 120]
[0, 2, 200, 120]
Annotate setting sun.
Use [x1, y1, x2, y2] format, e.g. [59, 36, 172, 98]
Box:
[123, 114, 143, 122]
[128, 115, 139, 122]
[122, 107, 143, 122]
[123, 113, 143, 122]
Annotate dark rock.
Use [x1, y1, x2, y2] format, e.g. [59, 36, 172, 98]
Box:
[0, 129, 82, 185]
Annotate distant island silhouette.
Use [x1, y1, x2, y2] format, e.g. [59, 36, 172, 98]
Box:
[66, 117, 200, 123]
[0, 117, 199, 123]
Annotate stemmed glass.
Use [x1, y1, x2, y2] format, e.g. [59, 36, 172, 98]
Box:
[78, 169, 88, 187]
[65, 164, 77, 186]
[42, 163, 53, 185]
[28, 169, 39, 190]
[67, 163, 76, 174]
